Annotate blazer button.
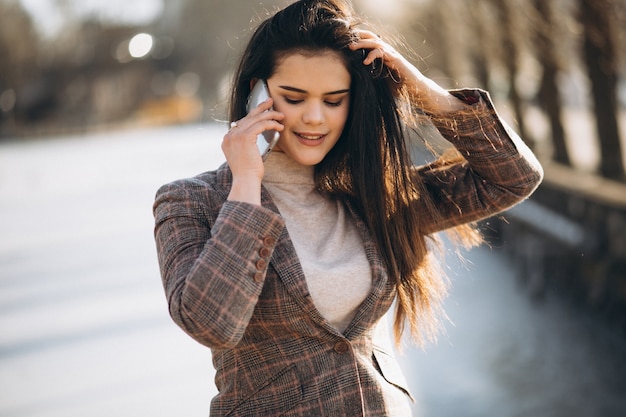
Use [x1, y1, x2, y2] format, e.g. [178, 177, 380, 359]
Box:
[263, 236, 276, 246]
[253, 272, 264, 283]
[333, 341, 350, 354]
[259, 247, 271, 258]
[255, 259, 267, 270]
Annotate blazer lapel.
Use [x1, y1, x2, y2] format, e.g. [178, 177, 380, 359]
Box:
[342, 200, 395, 339]
[261, 186, 395, 338]
[260, 185, 331, 325]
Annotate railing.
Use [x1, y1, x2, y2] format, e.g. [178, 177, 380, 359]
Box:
[489, 162, 626, 331]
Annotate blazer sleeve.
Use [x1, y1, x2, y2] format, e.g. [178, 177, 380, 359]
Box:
[415, 89, 544, 234]
[153, 179, 285, 349]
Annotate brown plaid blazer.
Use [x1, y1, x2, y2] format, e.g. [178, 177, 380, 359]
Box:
[153, 89, 543, 416]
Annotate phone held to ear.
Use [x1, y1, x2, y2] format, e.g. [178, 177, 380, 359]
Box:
[246, 80, 280, 161]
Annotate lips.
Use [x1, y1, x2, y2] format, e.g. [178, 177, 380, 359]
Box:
[294, 132, 328, 146]
[296, 132, 326, 140]
[298, 134, 324, 140]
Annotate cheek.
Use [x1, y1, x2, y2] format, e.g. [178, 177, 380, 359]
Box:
[332, 106, 350, 128]
[274, 103, 295, 125]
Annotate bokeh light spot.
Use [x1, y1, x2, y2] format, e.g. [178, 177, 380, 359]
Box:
[128, 33, 153, 59]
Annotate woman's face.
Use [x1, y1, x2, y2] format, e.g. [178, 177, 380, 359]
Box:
[266, 51, 351, 166]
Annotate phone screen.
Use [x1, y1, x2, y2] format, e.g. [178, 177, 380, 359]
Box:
[246, 80, 280, 161]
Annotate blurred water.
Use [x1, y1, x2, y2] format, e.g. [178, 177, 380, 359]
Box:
[406, 248, 626, 417]
[0, 124, 625, 416]
[0, 125, 223, 416]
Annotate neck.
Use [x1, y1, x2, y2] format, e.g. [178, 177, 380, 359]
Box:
[263, 152, 315, 186]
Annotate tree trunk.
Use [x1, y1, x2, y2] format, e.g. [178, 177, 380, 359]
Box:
[533, 0, 569, 164]
[492, 0, 532, 147]
[579, 0, 625, 180]
[467, 0, 492, 90]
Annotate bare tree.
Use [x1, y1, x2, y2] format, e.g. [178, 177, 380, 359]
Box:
[489, 0, 531, 145]
[404, 2, 454, 86]
[579, 0, 624, 180]
[465, 0, 496, 90]
[0, 0, 39, 133]
[532, 0, 569, 164]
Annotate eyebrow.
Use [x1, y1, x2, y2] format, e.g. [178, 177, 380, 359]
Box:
[278, 85, 350, 95]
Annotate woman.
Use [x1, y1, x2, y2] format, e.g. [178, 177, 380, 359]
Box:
[153, 0, 543, 415]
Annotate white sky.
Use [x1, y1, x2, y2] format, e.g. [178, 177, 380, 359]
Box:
[18, 0, 411, 39]
[19, 0, 163, 38]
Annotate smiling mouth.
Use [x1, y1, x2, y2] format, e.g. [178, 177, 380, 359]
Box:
[296, 133, 326, 141]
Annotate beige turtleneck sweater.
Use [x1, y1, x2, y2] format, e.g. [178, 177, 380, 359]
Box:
[262, 152, 373, 332]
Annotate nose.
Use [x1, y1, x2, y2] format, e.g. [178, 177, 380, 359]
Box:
[302, 101, 324, 125]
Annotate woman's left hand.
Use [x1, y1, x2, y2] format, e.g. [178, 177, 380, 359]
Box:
[350, 30, 465, 113]
[349, 29, 415, 87]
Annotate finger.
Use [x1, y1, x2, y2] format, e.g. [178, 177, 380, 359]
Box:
[255, 119, 285, 137]
[355, 29, 380, 40]
[350, 29, 383, 46]
[349, 38, 382, 52]
[228, 108, 283, 135]
[225, 117, 284, 142]
[363, 48, 385, 65]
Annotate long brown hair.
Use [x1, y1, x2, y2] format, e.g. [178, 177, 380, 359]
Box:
[229, 0, 481, 345]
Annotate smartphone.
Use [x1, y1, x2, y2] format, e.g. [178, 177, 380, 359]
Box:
[246, 79, 280, 161]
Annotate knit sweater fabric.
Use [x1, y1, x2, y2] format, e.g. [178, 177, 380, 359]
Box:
[262, 152, 373, 332]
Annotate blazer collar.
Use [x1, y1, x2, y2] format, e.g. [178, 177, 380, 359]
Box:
[215, 163, 395, 338]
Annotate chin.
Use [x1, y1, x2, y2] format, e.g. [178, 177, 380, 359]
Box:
[294, 155, 325, 166]
[286, 151, 325, 166]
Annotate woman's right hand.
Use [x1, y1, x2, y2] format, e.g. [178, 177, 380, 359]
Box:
[222, 98, 284, 205]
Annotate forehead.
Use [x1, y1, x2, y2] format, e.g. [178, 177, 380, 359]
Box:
[271, 51, 351, 91]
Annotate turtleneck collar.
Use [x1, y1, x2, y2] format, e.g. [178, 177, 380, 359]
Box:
[263, 151, 315, 186]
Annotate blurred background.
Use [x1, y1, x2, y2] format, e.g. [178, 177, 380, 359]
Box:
[1, 0, 625, 416]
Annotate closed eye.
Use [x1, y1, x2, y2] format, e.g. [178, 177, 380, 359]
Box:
[284, 97, 303, 105]
[284, 97, 343, 107]
[325, 100, 344, 107]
